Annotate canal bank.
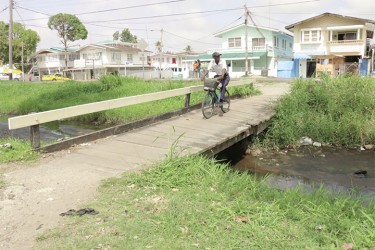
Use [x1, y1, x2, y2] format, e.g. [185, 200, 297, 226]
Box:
[218, 142, 375, 198]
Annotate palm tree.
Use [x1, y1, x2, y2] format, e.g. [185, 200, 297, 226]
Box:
[185, 45, 192, 53]
[155, 41, 162, 53]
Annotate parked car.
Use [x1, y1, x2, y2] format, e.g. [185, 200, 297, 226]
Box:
[0, 73, 21, 81]
[42, 73, 70, 81]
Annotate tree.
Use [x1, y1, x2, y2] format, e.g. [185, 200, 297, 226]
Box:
[120, 28, 137, 43]
[155, 41, 162, 53]
[48, 13, 88, 69]
[0, 21, 40, 66]
[113, 31, 120, 41]
[185, 45, 192, 53]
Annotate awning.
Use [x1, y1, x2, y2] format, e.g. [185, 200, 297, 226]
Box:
[185, 52, 266, 62]
[293, 53, 311, 59]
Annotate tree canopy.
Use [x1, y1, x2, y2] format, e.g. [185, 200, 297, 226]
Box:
[113, 31, 120, 41]
[48, 13, 87, 68]
[155, 41, 162, 53]
[185, 45, 192, 53]
[0, 21, 40, 66]
[113, 29, 137, 43]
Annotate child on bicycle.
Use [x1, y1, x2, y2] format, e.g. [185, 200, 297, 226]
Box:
[201, 52, 230, 102]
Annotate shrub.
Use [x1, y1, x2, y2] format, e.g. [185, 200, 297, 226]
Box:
[98, 75, 122, 91]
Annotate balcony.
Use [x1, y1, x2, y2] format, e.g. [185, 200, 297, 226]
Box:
[328, 40, 365, 54]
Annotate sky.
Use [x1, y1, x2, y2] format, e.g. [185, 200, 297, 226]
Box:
[1, 0, 375, 53]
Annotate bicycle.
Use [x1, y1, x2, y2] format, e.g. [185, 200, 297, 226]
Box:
[201, 78, 230, 119]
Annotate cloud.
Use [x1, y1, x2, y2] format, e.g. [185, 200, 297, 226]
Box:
[1, 0, 374, 52]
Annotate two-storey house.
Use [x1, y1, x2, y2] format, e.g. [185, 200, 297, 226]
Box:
[286, 12, 375, 77]
[186, 23, 293, 77]
[29, 47, 80, 77]
[150, 52, 196, 79]
[70, 40, 153, 80]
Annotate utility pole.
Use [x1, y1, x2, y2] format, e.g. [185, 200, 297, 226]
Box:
[159, 28, 164, 79]
[21, 41, 24, 81]
[244, 4, 250, 75]
[8, 0, 13, 80]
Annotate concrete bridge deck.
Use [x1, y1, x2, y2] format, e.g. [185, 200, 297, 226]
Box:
[0, 81, 290, 250]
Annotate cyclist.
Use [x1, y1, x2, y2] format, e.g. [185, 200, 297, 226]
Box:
[201, 52, 230, 102]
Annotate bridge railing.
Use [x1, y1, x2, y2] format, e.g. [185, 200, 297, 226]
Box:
[8, 80, 254, 149]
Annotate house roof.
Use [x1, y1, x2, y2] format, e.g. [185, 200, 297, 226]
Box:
[77, 43, 141, 53]
[214, 23, 293, 38]
[186, 52, 266, 61]
[285, 12, 375, 31]
[35, 47, 80, 55]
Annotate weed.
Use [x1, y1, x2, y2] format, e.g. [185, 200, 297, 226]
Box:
[0, 137, 39, 163]
[0, 78, 260, 125]
[259, 76, 375, 148]
[34, 155, 375, 249]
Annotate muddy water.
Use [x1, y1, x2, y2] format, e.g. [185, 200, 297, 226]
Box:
[233, 147, 375, 197]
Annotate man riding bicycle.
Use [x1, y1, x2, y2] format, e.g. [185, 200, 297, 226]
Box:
[201, 52, 230, 102]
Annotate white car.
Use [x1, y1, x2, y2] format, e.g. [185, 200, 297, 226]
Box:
[0, 73, 21, 81]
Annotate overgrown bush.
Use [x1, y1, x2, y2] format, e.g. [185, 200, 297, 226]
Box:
[262, 75, 375, 148]
[98, 75, 122, 91]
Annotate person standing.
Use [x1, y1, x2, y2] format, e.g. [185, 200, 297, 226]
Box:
[197, 59, 201, 78]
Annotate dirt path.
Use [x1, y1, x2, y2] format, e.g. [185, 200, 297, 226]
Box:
[0, 82, 290, 250]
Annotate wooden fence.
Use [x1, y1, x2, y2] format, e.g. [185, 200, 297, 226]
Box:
[8, 80, 254, 149]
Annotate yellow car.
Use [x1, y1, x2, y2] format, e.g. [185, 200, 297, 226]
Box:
[42, 73, 70, 81]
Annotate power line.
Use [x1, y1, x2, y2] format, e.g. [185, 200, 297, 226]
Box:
[73, 0, 185, 16]
[83, 8, 242, 23]
[163, 30, 220, 46]
[16, 0, 186, 21]
[15, 0, 321, 23]
[0, 6, 8, 14]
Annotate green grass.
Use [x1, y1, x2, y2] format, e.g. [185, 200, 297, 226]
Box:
[0, 76, 259, 125]
[260, 75, 375, 148]
[0, 137, 39, 163]
[34, 155, 375, 249]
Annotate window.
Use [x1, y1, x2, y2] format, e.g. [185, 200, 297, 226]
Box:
[69, 53, 80, 61]
[127, 54, 133, 63]
[338, 32, 357, 41]
[289, 42, 293, 48]
[252, 38, 265, 47]
[282, 39, 287, 49]
[228, 37, 241, 48]
[274, 36, 279, 47]
[84, 52, 102, 60]
[301, 29, 322, 43]
[112, 52, 121, 61]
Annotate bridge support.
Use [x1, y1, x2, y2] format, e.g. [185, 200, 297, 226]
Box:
[30, 125, 40, 149]
[184, 93, 191, 108]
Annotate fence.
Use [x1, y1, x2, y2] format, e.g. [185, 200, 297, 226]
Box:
[8, 80, 254, 149]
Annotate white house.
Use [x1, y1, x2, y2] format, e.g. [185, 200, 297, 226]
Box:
[285, 12, 375, 77]
[150, 52, 195, 79]
[29, 47, 80, 77]
[186, 23, 294, 77]
[70, 40, 153, 80]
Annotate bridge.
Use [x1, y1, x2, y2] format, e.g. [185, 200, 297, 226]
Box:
[1, 81, 290, 249]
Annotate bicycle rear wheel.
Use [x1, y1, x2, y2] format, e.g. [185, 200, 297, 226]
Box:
[202, 91, 214, 119]
[220, 90, 230, 113]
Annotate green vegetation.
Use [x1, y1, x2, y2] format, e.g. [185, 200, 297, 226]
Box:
[0, 137, 39, 163]
[260, 76, 375, 148]
[0, 21, 40, 65]
[0, 77, 259, 125]
[35, 155, 375, 249]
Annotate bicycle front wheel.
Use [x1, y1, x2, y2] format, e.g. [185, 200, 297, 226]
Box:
[202, 91, 214, 119]
[220, 90, 230, 113]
